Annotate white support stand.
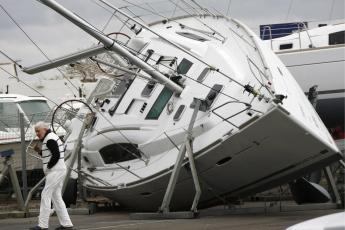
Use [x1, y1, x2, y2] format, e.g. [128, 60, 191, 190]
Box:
[0, 150, 25, 211]
[131, 98, 203, 219]
[62, 112, 94, 193]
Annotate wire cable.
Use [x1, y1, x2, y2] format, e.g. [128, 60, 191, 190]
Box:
[0, 3, 79, 95]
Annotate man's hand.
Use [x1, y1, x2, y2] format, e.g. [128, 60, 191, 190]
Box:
[33, 144, 42, 156]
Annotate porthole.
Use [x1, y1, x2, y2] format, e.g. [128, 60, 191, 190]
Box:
[216, 156, 232, 166]
[140, 192, 152, 196]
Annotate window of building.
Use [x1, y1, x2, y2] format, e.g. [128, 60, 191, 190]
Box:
[146, 87, 173, 120]
[177, 58, 193, 75]
[329, 31, 345, 45]
[99, 143, 141, 164]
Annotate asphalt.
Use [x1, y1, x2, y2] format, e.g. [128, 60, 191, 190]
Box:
[0, 208, 343, 230]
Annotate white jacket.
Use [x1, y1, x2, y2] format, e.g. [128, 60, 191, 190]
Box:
[41, 132, 66, 174]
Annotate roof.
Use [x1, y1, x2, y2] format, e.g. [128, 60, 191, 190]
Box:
[0, 94, 47, 102]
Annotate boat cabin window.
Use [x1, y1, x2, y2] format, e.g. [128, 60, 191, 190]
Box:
[145, 86, 173, 120]
[197, 67, 210, 82]
[177, 58, 193, 75]
[205, 84, 223, 108]
[19, 100, 50, 123]
[113, 80, 131, 98]
[109, 78, 134, 116]
[141, 81, 156, 97]
[329, 30, 345, 45]
[176, 32, 209, 42]
[279, 43, 293, 50]
[0, 102, 19, 129]
[190, 84, 223, 111]
[99, 143, 141, 164]
[173, 105, 186, 121]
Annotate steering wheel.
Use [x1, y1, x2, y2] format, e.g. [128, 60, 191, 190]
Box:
[95, 32, 131, 75]
[51, 99, 93, 134]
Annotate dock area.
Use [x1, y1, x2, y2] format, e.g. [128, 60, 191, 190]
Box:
[0, 202, 343, 230]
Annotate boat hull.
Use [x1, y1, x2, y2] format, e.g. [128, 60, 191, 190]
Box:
[85, 107, 341, 211]
[278, 45, 345, 147]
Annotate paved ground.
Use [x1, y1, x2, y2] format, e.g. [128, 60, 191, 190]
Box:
[0, 208, 342, 230]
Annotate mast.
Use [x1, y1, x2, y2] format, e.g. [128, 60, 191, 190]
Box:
[36, 0, 183, 94]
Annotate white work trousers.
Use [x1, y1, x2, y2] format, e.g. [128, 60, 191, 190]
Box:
[38, 170, 73, 228]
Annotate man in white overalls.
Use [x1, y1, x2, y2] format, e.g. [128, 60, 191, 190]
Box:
[30, 121, 74, 230]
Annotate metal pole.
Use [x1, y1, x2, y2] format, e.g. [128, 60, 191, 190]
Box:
[37, 0, 183, 95]
[77, 136, 83, 200]
[62, 118, 88, 193]
[159, 99, 201, 213]
[23, 45, 105, 74]
[7, 158, 25, 210]
[324, 167, 342, 206]
[19, 112, 28, 201]
[185, 140, 201, 212]
[99, 0, 244, 88]
[307, 85, 342, 206]
[24, 176, 46, 215]
[91, 57, 158, 82]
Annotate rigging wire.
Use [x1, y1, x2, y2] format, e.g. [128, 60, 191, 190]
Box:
[328, 0, 336, 23]
[90, 0, 135, 32]
[101, 7, 117, 32]
[209, 5, 273, 90]
[226, 0, 232, 17]
[0, 65, 144, 177]
[115, 40, 241, 101]
[0, 1, 254, 182]
[189, 0, 216, 17]
[4, 0, 264, 167]
[0, 66, 60, 106]
[0, 3, 78, 96]
[0, 1, 201, 165]
[0, 50, 22, 68]
[88, 1, 245, 102]
[98, 0, 245, 88]
[170, 0, 179, 18]
[81, 8, 244, 102]
[0, 45, 143, 163]
[285, 0, 294, 22]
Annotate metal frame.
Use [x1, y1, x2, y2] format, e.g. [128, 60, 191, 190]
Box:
[131, 98, 202, 219]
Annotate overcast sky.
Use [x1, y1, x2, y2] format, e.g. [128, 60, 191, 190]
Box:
[0, 0, 344, 79]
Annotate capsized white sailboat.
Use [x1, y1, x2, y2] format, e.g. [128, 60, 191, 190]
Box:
[23, 0, 341, 212]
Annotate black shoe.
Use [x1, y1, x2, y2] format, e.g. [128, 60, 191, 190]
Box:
[55, 226, 75, 230]
[29, 226, 48, 230]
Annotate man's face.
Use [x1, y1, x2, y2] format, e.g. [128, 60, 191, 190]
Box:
[35, 127, 47, 140]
